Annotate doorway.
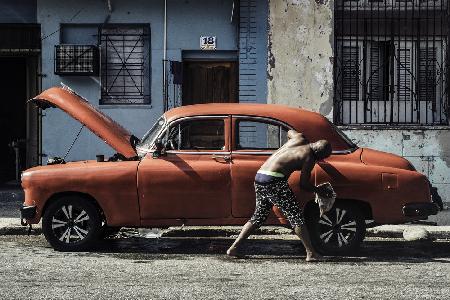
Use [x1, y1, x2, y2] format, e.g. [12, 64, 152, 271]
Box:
[0, 57, 39, 183]
[182, 61, 238, 105]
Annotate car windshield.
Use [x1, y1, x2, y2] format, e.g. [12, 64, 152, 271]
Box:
[329, 121, 358, 150]
[137, 116, 166, 152]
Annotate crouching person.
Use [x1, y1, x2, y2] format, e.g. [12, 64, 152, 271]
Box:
[227, 130, 333, 262]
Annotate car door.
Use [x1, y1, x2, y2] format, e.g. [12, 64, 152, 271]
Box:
[137, 116, 232, 220]
[230, 116, 315, 220]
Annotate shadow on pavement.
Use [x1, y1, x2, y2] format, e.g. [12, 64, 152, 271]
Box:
[91, 236, 450, 263]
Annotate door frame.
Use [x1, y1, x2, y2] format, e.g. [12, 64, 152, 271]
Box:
[181, 50, 239, 106]
[138, 115, 233, 222]
[182, 60, 238, 105]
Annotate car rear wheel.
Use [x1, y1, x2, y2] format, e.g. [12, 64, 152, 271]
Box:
[306, 202, 366, 255]
[42, 196, 102, 251]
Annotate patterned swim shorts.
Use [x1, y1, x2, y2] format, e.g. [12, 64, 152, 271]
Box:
[250, 179, 305, 227]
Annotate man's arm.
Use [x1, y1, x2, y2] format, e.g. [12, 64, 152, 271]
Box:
[300, 157, 334, 198]
[287, 129, 301, 140]
[299, 157, 318, 193]
[288, 130, 310, 144]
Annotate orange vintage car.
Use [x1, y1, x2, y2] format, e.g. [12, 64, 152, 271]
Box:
[20, 86, 439, 254]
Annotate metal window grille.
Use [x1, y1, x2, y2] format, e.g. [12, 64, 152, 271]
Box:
[100, 25, 150, 105]
[54, 45, 99, 75]
[334, 0, 449, 125]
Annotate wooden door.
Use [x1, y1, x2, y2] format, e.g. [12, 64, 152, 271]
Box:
[182, 61, 238, 105]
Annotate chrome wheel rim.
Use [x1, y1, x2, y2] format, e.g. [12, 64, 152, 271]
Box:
[51, 205, 91, 244]
[317, 207, 358, 249]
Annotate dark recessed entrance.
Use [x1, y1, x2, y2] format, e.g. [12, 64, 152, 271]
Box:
[0, 24, 41, 184]
[0, 58, 28, 183]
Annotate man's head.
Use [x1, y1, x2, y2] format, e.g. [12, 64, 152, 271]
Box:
[310, 140, 332, 160]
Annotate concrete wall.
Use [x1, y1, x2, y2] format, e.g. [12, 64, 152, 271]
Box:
[267, 0, 334, 118]
[267, 0, 450, 223]
[37, 0, 239, 161]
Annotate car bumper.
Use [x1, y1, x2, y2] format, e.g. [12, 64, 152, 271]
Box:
[402, 203, 439, 218]
[20, 205, 37, 225]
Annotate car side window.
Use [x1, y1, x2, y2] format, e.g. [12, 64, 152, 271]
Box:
[166, 119, 225, 150]
[237, 120, 289, 150]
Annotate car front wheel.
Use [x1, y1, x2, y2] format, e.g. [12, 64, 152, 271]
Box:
[42, 196, 102, 251]
[307, 202, 366, 255]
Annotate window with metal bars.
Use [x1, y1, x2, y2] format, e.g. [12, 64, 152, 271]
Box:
[100, 25, 150, 105]
[334, 0, 449, 125]
[54, 45, 99, 75]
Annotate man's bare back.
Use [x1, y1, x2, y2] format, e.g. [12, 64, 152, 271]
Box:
[259, 131, 312, 177]
[260, 130, 332, 197]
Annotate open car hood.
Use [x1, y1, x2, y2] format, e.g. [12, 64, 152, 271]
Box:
[32, 87, 138, 158]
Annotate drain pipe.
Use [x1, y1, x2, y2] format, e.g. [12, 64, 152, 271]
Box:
[103, 0, 113, 24]
[162, 0, 168, 111]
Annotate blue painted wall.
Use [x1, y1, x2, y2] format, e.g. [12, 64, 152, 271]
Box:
[37, 0, 268, 161]
[0, 0, 36, 23]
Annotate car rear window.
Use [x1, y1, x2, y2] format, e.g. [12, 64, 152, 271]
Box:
[236, 120, 289, 150]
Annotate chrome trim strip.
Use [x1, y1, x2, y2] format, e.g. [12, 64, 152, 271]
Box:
[331, 149, 353, 154]
[139, 149, 232, 155]
[171, 115, 229, 122]
[232, 150, 353, 155]
[141, 149, 353, 155]
[232, 115, 294, 130]
[138, 147, 355, 156]
[165, 151, 232, 155]
[232, 151, 274, 155]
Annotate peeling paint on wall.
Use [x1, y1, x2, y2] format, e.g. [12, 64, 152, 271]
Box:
[267, 31, 275, 81]
[267, 0, 334, 117]
[436, 132, 450, 168]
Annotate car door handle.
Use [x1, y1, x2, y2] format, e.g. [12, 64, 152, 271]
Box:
[212, 155, 232, 162]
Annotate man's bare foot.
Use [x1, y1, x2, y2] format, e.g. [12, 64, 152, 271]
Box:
[226, 246, 239, 257]
[305, 253, 324, 262]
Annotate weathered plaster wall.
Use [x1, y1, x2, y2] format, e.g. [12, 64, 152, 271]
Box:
[267, 0, 334, 117]
[267, 0, 450, 224]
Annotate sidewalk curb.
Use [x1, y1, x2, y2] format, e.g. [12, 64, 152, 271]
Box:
[366, 225, 450, 240]
[1, 219, 450, 240]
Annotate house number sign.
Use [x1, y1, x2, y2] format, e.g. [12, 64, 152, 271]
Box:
[200, 36, 217, 50]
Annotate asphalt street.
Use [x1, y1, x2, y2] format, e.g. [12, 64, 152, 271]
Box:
[1, 234, 449, 300]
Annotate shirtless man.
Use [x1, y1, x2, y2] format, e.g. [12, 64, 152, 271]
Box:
[226, 130, 333, 261]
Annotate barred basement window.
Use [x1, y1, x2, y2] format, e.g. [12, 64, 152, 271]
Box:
[334, 0, 449, 125]
[100, 25, 150, 105]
